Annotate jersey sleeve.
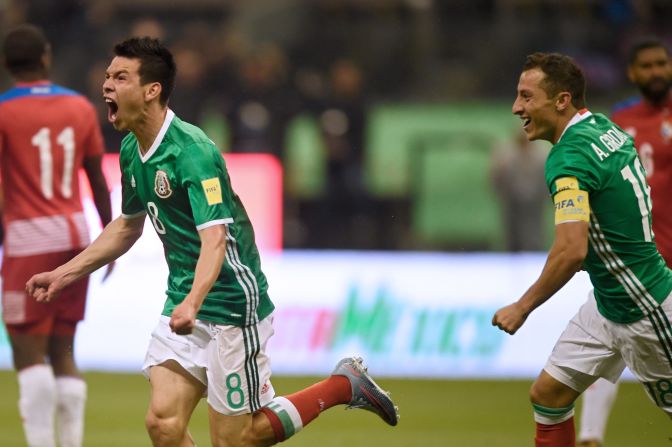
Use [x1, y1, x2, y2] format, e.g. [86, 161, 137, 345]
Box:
[119, 141, 145, 217]
[545, 142, 600, 196]
[178, 142, 233, 230]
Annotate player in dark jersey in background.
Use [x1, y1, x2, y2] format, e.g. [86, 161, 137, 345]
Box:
[577, 37, 672, 447]
[26, 36, 398, 447]
[493, 52, 672, 447]
[0, 24, 112, 447]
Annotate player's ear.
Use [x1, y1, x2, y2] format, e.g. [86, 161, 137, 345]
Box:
[555, 91, 572, 112]
[41, 44, 52, 72]
[145, 82, 162, 102]
[626, 65, 636, 83]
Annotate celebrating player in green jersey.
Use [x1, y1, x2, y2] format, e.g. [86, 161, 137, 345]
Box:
[492, 52, 672, 447]
[26, 37, 398, 447]
[578, 38, 672, 447]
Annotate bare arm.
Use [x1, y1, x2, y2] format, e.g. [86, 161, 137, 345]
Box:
[169, 224, 227, 335]
[83, 154, 112, 227]
[492, 220, 588, 335]
[83, 154, 115, 279]
[27, 214, 145, 302]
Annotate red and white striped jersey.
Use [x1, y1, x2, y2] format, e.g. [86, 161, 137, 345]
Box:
[612, 95, 672, 266]
[0, 81, 105, 257]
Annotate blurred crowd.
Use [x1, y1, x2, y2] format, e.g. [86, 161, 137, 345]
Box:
[1, 0, 672, 250]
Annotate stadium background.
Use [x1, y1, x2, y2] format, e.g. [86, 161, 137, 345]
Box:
[0, 1, 670, 445]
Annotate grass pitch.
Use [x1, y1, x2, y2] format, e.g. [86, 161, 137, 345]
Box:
[0, 371, 669, 446]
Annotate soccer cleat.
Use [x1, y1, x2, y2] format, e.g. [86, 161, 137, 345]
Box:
[332, 356, 399, 426]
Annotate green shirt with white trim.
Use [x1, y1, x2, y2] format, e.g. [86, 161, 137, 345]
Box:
[546, 110, 672, 323]
[119, 110, 274, 326]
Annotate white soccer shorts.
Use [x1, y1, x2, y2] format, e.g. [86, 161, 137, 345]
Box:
[143, 314, 275, 415]
[545, 290, 672, 413]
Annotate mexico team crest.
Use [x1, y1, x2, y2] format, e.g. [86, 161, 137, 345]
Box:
[154, 170, 173, 198]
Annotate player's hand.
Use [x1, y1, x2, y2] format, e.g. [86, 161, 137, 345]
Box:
[169, 299, 198, 335]
[101, 261, 116, 282]
[25, 271, 65, 303]
[492, 302, 529, 335]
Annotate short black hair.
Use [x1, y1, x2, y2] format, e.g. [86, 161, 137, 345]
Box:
[628, 37, 669, 65]
[113, 36, 176, 106]
[3, 24, 49, 76]
[523, 52, 586, 109]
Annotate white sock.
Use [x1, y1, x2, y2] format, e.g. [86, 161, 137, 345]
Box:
[55, 377, 87, 447]
[18, 364, 57, 447]
[579, 378, 619, 443]
[532, 402, 575, 425]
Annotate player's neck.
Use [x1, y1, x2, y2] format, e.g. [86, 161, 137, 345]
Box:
[134, 107, 168, 155]
[552, 107, 581, 144]
[643, 91, 671, 108]
[14, 71, 49, 83]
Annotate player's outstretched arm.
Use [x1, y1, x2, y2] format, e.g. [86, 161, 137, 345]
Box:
[169, 224, 227, 335]
[492, 220, 588, 335]
[26, 214, 145, 302]
[83, 154, 115, 279]
[83, 155, 112, 228]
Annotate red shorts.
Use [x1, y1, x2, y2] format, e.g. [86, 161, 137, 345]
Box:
[2, 250, 88, 336]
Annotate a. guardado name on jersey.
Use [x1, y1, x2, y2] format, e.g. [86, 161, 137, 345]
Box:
[590, 126, 629, 161]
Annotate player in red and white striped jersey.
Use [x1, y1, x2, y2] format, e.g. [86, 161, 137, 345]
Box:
[0, 24, 111, 447]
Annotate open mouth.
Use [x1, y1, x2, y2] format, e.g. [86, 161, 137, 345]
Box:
[522, 117, 531, 129]
[105, 98, 118, 123]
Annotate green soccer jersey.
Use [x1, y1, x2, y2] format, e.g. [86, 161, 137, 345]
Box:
[119, 110, 274, 326]
[546, 110, 672, 323]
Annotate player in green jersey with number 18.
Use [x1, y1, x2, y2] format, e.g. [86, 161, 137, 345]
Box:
[492, 52, 672, 447]
[26, 36, 398, 447]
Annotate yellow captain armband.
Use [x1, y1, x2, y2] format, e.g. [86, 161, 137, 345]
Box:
[555, 176, 579, 192]
[553, 177, 590, 224]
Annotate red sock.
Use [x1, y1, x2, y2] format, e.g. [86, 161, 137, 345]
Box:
[261, 376, 351, 442]
[535, 417, 575, 447]
[285, 375, 351, 425]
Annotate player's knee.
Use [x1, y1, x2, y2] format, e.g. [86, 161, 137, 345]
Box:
[530, 375, 577, 408]
[145, 410, 186, 443]
[11, 346, 45, 370]
[530, 379, 560, 407]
